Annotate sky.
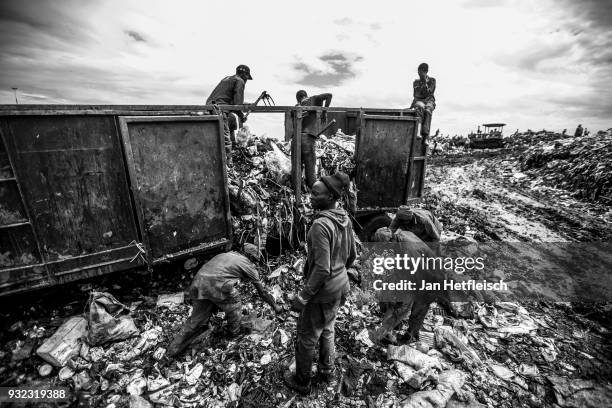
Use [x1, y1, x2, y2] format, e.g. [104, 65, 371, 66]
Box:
[1, 0, 611, 137]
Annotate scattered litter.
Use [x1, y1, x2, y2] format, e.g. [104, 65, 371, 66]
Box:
[36, 316, 87, 367]
[156, 292, 184, 309]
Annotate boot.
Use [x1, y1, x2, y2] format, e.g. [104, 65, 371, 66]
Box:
[283, 370, 310, 395]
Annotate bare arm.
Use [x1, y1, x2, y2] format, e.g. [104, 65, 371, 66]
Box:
[252, 281, 280, 311]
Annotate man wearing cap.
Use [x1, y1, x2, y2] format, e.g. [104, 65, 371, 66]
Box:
[284, 172, 356, 394]
[207, 65, 253, 155]
[296, 90, 333, 189]
[166, 251, 281, 358]
[411, 62, 436, 140]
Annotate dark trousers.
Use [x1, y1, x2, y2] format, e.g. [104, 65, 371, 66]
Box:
[167, 299, 242, 357]
[301, 134, 317, 189]
[295, 299, 341, 384]
[379, 295, 433, 340]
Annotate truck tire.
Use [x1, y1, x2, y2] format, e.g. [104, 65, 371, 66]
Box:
[358, 213, 392, 242]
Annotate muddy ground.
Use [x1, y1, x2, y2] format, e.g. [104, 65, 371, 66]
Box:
[0, 144, 611, 408]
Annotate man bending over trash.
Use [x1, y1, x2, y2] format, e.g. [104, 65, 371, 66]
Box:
[166, 251, 281, 358]
[284, 172, 357, 394]
[373, 207, 447, 345]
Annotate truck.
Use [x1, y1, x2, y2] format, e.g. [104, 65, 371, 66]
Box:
[468, 123, 506, 149]
[0, 104, 426, 296]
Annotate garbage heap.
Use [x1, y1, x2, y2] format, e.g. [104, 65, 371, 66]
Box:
[14, 266, 612, 408]
[519, 131, 612, 202]
[503, 131, 570, 149]
[227, 128, 358, 254]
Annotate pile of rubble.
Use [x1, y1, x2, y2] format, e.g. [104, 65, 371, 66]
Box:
[519, 132, 612, 202]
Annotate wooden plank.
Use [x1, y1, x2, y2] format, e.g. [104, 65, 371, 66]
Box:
[0, 105, 417, 115]
[292, 109, 303, 206]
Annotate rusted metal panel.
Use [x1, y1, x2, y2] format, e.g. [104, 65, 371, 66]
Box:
[2, 116, 140, 261]
[0, 114, 142, 295]
[118, 116, 231, 263]
[354, 115, 420, 208]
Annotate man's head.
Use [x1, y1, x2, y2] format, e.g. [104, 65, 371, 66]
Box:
[296, 90, 308, 103]
[418, 62, 428, 80]
[389, 205, 416, 232]
[236, 65, 253, 81]
[311, 172, 350, 210]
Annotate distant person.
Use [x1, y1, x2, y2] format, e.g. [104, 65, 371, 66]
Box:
[411, 63, 436, 140]
[562, 129, 567, 136]
[295, 90, 333, 189]
[584, 128, 589, 136]
[574, 124, 583, 137]
[207, 65, 253, 155]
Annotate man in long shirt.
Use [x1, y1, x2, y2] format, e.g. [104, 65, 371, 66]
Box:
[207, 65, 253, 154]
[296, 90, 333, 189]
[373, 207, 445, 344]
[411, 62, 436, 139]
[166, 251, 281, 358]
[284, 172, 356, 394]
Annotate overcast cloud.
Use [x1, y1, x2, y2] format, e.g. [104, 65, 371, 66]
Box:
[0, 0, 610, 136]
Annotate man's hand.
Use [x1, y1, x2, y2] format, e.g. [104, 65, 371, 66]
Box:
[291, 295, 306, 312]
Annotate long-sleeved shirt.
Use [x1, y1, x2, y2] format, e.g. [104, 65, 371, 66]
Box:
[413, 77, 436, 102]
[190, 252, 260, 303]
[298, 93, 332, 136]
[299, 209, 356, 303]
[206, 75, 246, 119]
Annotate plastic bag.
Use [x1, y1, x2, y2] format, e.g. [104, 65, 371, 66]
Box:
[87, 291, 139, 346]
[264, 141, 291, 184]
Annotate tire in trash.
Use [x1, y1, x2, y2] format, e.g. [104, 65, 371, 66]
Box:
[359, 213, 392, 242]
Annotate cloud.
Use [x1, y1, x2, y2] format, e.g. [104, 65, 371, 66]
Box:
[125, 30, 146, 43]
[294, 52, 362, 87]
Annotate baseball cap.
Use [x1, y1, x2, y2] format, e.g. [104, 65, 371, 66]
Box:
[236, 64, 253, 80]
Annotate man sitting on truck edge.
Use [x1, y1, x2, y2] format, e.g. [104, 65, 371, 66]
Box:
[284, 172, 356, 394]
[295, 90, 333, 189]
[207, 65, 253, 156]
[165, 250, 281, 358]
[411, 62, 436, 140]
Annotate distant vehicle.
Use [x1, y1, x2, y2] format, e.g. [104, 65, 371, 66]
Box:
[468, 123, 505, 149]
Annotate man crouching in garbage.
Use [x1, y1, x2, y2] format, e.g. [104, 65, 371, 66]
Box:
[165, 251, 282, 358]
[373, 206, 449, 345]
[284, 172, 357, 395]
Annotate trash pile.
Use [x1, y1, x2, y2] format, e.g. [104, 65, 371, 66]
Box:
[228, 128, 359, 254]
[519, 132, 612, 202]
[503, 131, 570, 149]
[228, 127, 304, 255]
[3, 254, 611, 408]
[318, 131, 356, 177]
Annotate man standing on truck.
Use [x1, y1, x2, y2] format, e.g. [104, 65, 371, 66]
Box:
[411, 63, 436, 141]
[296, 90, 333, 189]
[207, 65, 253, 156]
[165, 251, 281, 358]
[284, 172, 356, 394]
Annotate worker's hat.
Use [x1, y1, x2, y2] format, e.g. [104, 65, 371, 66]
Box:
[236, 65, 253, 80]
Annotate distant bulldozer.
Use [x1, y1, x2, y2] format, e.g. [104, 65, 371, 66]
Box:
[468, 123, 505, 149]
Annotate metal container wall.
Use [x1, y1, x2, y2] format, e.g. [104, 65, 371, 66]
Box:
[0, 107, 231, 296]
